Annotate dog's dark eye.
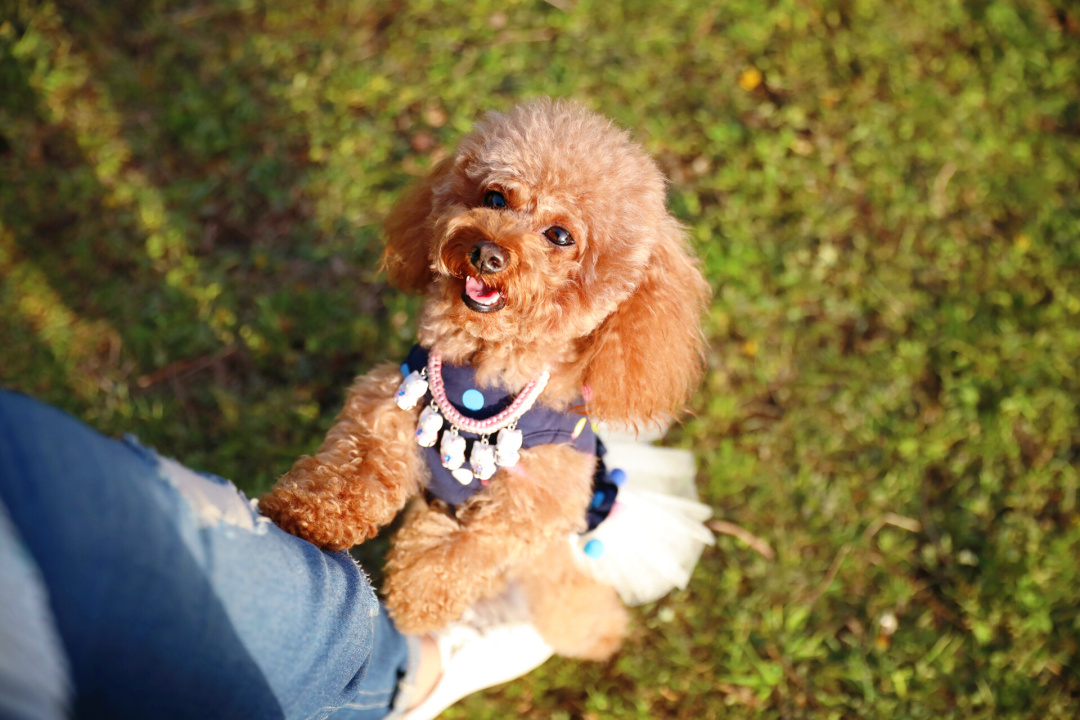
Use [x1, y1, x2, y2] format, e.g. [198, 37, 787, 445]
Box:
[544, 226, 574, 246]
[483, 190, 508, 209]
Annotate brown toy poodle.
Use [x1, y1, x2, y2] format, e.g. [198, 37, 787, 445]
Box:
[260, 98, 709, 660]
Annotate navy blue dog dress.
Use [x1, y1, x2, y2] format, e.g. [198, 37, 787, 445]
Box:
[400, 345, 618, 530]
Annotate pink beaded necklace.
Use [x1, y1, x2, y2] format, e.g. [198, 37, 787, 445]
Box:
[425, 353, 550, 435]
[393, 352, 551, 484]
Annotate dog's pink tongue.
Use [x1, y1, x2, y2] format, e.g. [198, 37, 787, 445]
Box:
[465, 276, 501, 305]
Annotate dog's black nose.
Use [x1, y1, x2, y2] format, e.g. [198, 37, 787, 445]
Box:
[469, 242, 507, 275]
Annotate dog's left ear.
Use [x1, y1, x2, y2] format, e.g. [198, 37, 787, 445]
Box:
[581, 217, 710, 425]
[381, 157, 455, 294]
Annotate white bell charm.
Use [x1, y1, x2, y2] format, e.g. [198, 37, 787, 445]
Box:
[495, 427, 523, 467]
[440, 429, 467, 470]
[451, 467, 475, 485]
[415, 406, 443, 448]
[470, 441, 497, 481]
[395, 370, 428, 410]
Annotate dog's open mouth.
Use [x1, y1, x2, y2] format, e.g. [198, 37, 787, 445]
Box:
[461, 275, 506, 313]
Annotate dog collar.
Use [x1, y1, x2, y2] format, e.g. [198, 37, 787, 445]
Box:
[425, 353, 550, 435]
[394, 352, 550, 486]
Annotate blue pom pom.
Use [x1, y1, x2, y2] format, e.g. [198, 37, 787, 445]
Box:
[461, 388, 485, 411]
[400, 363, 410, 377]
[590, 490, 606, 509]
[609, 468, 627, 486]
[583, 539, 605, 559]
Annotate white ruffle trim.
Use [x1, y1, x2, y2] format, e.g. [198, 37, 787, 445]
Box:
[573, 426, 715, 606]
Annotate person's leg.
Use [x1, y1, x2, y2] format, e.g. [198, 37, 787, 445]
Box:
[0, 498, 70, 720]
[0, 389, 409, 720]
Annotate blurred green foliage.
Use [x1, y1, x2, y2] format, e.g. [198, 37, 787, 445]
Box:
[2, 0, 1079, 717]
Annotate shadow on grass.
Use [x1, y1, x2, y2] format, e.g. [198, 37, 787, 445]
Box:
[1, 0, 408, 495]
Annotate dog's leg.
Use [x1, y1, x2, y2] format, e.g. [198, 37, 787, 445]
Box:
[511, 538, 628, 661]
[259, 363, 424, 551]
[380, 498, 503, 634]
[382, 443, 595, 633]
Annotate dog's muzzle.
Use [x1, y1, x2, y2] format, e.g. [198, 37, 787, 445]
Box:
[462, 242, 508, 313]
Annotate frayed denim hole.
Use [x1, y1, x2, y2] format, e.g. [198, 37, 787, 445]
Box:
[124, 436, 262, 533]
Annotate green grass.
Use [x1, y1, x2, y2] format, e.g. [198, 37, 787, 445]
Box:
[2, 0, 1079, 717]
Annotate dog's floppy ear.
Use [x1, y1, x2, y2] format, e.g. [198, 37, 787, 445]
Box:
[381, 157, 455, 294]
[581, 218, 710, 425]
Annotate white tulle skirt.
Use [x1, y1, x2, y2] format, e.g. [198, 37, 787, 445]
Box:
[572, 426, 715, 606]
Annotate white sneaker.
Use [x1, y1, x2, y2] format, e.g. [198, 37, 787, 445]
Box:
[400, 585, 553, 720]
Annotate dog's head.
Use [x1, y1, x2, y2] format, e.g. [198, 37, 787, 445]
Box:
[382, 98, 709, 423]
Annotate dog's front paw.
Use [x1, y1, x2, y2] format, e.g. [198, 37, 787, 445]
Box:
[259, 464, 380, 551]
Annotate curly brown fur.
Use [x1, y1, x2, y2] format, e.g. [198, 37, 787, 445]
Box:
[382, 443, 594, 634]
[262, 98, 709, 659]
[259, 363, 426, 551]
[509, 538, 629, 661]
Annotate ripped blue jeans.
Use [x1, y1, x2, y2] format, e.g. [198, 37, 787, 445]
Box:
[0, 390, 415, 720]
